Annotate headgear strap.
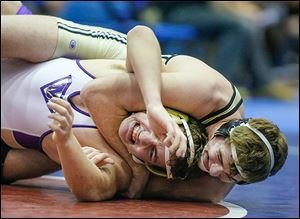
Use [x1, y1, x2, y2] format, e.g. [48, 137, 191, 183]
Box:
[181, 119, 195, 167]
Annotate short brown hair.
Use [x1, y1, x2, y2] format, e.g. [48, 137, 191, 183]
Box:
[227, 118, 288, 184]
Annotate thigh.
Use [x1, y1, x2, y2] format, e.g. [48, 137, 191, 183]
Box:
[2, 145, 60, 183]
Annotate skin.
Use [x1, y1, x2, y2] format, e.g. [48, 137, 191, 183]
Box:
[119, 112, 243, 183]
[1, 6, 241, 201]
[81, 53, 244, 180]
[119, 112, 166, 168]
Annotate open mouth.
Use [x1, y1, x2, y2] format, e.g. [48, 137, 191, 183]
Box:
[131, 123, 140, 144]
[128, 122, 142, 144]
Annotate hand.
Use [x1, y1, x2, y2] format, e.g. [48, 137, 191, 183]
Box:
[82, 146, 114, 166]
[147, 104, 187, 158]
[47, 97, 74, 145]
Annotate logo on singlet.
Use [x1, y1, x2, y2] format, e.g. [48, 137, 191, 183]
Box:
[69, 40, 77, 50]
[40, 75, 72, 112]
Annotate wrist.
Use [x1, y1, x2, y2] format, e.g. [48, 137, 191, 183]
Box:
[55, 132, 76, 148]
[146, 101, 163, 111]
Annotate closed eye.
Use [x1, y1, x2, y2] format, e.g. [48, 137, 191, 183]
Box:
[149, 147, 156, 162]
[217, 150, 223, 165]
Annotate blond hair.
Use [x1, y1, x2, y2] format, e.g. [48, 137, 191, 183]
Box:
[227, 118, 288, 184]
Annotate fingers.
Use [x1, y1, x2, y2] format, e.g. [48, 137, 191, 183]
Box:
[48, 119, 63, 133]
[165, 121, 187, 158]
[82, 146, 115, 166]
[47, 97, 74, 131]
[47, 97, 74, 123]
[48, 113, 71, 130]
[175, 132, 187, 158]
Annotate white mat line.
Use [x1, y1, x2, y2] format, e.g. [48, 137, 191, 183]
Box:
[218, 201, 247, 218]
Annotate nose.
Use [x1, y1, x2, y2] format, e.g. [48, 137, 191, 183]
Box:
[138, 131, 159, 146]
[209, 163, 223, 177]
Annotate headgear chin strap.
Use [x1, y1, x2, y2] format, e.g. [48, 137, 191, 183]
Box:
[132, 154, 170, 178]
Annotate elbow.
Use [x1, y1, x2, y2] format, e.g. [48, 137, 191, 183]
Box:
[127, 25, 155, 40]
[74, 191, 106, 202]
[74, 192, 105, 202]
[207, 183, 234, 203]
[208, 194, 226, 203]
[72, 184, 116, 202]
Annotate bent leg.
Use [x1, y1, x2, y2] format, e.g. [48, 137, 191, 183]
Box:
[1, 144, 60, 184]
[1, 1, 22, 15]
[1, 15, 58, 62]
[53, 18, 127, 60]
[2, 11, 128, 63]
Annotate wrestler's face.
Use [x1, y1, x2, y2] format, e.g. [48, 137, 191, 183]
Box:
[198, 135, 241, 183]
[119, 112, 166, 167]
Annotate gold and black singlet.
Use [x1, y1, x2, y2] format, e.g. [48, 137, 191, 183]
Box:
[198, 83, 243, 128]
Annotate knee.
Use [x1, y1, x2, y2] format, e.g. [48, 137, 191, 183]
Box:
[1, 143, 15, 184]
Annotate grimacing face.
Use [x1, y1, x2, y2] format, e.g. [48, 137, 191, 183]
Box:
[119, 112, 242, 183]
[198, 135, 242, 183]
[119, 112, 166, 167]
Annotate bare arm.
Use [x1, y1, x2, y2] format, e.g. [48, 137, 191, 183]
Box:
[47, 97, 129, 201]
[143, 174, 234, 203]
[81, 68, 218, 122]
[126, 25, 163, 109]
[80, 70, 216, 197]
[126, 25, 187, 157]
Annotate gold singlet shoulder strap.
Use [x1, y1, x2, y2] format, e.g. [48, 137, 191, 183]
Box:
[198, 83, 243, 127]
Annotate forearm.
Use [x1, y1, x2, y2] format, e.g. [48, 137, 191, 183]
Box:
[1, 15, 57, 62]
[143, 175, 234, 203]
[127, 25, 163, 107]
[56, 134, 116, 201]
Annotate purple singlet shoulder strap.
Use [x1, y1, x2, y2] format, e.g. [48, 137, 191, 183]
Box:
[16, 4, 32, 15]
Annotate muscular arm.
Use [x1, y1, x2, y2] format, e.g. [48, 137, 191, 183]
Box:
[126, 25, 163, 109]
[143, 175, 234, 203]
[126, 26, 187, 156]
[80, 69, 221, 199]
[47, 97, 131, 201]
[82, 67, 218, 122]
[55, 133, 119, 201]
[81, 67, 236, 200]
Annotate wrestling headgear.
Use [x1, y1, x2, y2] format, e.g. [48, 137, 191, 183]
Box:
[215, 119, 275, 184]
[132, 108, 204, 180]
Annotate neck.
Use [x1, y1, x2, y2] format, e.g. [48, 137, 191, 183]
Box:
[206, 121, 227, 140]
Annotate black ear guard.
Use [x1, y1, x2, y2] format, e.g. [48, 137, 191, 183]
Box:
[214, 118, 251, 138]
